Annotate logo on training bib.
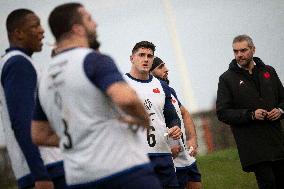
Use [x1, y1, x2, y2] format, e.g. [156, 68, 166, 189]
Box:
[153, 88, 160, 93]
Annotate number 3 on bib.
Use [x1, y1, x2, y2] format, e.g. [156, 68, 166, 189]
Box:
[62, 119, 73, 149]
[147, 126, 156, 147]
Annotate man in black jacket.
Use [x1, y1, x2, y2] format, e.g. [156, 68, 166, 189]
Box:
[216, 34, 284, 189]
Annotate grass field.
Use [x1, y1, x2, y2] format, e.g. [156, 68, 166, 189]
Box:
[4, 148, 258, 189]
[196, 148, 258, 189]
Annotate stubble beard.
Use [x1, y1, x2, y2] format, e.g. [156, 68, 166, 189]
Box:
[160, 77, 169, 85]
[237, 57, 253, 69]
[86, 29, 97, 48]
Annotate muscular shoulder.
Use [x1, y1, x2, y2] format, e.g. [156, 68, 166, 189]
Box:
[1, 55, 36, 85]
[4, 55, 35, 71]
[84, 52, 124, 92]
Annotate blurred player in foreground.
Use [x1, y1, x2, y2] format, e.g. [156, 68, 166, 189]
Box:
[1, 8, 65, 189]
[31, 3, 162, 189]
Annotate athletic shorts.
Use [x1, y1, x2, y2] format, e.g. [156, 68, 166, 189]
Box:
[176, 162, 201, 188]
[149, 154, 179, 188]
[67, 163, 162, 189]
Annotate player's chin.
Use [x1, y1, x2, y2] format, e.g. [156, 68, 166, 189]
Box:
[34, 46, 42, 52]
[142, 68, 150, 73]
[34, 43, 43, 52]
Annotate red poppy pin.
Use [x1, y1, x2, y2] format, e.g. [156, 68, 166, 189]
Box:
[153, 88, 160, 93]
[263, 72, 270, 79]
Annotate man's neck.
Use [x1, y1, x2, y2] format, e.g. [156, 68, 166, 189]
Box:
[55, 36, 88, 54]
[129, 69, 149, 80]
[8, 44, 33, 57]
[238, 61, 255, 74]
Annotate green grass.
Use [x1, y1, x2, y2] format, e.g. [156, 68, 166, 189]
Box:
[3, 148, 258, 189]
[196, 148, 258, 189]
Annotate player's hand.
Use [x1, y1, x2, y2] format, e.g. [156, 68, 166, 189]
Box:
[119, 115, 137, 125]
[266, 108, 282, 121]
[254, 109, 268, 120]
[171, 145, 181, 159]
[187, 138, 198, 157]
[35, 180, 54, 189]
[119, 115, 149, 130]
[168, 126, 182, 140]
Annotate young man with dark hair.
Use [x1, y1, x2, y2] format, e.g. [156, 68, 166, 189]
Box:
[31, 3, 162, 189]
[0, 9, 65, 189]
[125, 41, 182, 189]
[150, 56, 202, 189]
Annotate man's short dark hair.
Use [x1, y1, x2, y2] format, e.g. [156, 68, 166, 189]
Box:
[6, 9, 34, 36]
[132, 41, 156, 54]
[48, 3, 83, 41]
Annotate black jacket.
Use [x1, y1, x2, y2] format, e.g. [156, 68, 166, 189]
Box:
[216, 57, 284, 171]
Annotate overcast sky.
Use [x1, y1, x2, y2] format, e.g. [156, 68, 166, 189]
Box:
[0, 0, 284, 145]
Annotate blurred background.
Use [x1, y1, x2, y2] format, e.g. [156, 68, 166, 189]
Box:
[1, 0, 283, 188]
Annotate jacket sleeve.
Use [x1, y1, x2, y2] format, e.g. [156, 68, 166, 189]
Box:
[270, 66, 284, 119]
[216, 74, 252, 125]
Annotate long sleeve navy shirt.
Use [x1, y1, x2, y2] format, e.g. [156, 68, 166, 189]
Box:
[1, 47, 50, 183]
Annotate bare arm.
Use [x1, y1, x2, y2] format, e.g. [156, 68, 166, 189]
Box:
[180, 105, 198, 156]
[106, 81, 150, 128]
[32, 120, 59, 147]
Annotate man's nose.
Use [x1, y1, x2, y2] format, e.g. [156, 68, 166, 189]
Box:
[235, 51, 243, 57]
[38, 25, 44, 34]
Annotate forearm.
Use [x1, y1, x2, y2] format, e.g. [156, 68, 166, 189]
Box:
[35, 132, 59, 147]
[13, 125, 50, 181]
[119, 99, 150, 127]
[184, 119, 197, 142]
[107, 82, 150, 127]
[181, 106, 197, 141]
[32, 121, 59, 147]
[216, 108, 252, 125]
[45, 135, 60, 147]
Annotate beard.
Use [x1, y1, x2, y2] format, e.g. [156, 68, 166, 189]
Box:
[89, 39, 100, 51]
[164, 78, 170, 85]
[85, 28, 99, 50]
[160, 77, 170, 85]
[237, 57, 253, 68]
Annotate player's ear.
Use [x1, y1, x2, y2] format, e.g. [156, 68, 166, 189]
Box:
[72, 24, 84, 36]
[130, 55, 133, 64]
[14, 28, 25, 40]
[252, 46, 256, 54]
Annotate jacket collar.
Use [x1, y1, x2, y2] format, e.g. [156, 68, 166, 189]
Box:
[229, 57, 266, 73]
